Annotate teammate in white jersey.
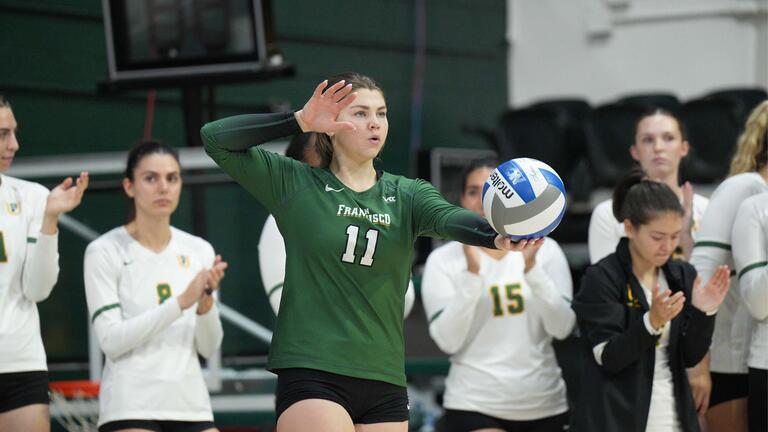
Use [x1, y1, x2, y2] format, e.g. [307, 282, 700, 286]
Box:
[0, 96, 89, 432]
[422, 159, 573, 432]
[731, 192, 768, 432]
[588, 108, 708, 264]
[258, 133, 415, 317]
[84, 141, 227, 432]
[587, 108, 712, 421]
[689, 100, 767, 432]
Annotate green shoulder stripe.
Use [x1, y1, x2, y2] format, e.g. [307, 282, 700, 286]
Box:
[739, 261, 768, 279]
[428, 309, 444, 324]
[693, 241, 731, 251]
[267, 283, 284, 298]
[91, 303, 120, 322]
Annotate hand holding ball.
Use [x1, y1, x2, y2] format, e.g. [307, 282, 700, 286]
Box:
[482, 158, 566, 241]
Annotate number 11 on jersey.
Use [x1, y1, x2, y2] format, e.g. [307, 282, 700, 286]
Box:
[341, 225, 379, 267]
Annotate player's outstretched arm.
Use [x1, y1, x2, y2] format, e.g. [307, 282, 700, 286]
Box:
[22, 173, 88, 302]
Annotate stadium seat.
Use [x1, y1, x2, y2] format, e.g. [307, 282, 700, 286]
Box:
[584, 103, 648, 188]
[680, 98, 743, 183]
[706, 87, 768, 124]
[617, 92, 681, 112]
[496, 105, 590, 201]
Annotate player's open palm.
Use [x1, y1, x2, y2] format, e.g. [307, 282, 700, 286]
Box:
[649, 285, 685, 330]
[295, 80, 357, 134]
[178, 270, 210, 310]
[206, 255, 228, 292]
[46, 171, 89, 216]
[692, 265, 730, 313]
[495, 236, 543, 252]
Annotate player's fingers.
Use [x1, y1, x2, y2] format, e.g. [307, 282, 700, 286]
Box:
[332, 84, 354, 103]
[323, 80, 346, 97]
[333, 121, 356, 131]
[55, 177, 73, 191]
[336, 91, 357, 111]
[312, 80, 328, 98]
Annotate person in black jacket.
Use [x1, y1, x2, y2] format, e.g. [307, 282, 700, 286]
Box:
[571, 170, 731, 432]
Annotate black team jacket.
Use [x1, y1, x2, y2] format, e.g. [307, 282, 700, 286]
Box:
[570, 238, 715, 432]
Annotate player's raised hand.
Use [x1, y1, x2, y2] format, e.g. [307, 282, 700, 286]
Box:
[178, 270, 210, 310]
[648, 284, 686, 331]
[45, 171, 89, 216]
[521, 237, 545, 272]
[294, 80, 357, 134]
[197, 256, 228, 315]
[206, 255, 228, 293]
[692, 265, 730, 313]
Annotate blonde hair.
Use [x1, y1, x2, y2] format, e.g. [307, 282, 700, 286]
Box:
[729, 100, 768, 176]
[314, 72, 385, 168]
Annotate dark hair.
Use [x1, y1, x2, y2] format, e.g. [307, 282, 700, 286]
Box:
[460, 158, 500, 194]
[612, 169, 684, 226]
[314, 72, 385, 168]
[124, 140, 180, 222]
[634, 107, 687, 142]
[0, 95, 10, 109]
[285, 132, 316, 162]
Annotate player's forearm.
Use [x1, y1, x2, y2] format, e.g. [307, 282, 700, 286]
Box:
[195, 304, 223, 358]
[94, 299, 183, 360]
[525, 264, 575, 339]
[681, 306, 716, 367]
[201, 112, 302, 153]
[21, 233, 59, 302]
[441, 210, 497, 249]
[598, 317, 660, 374]
[426, 272, 485, 354]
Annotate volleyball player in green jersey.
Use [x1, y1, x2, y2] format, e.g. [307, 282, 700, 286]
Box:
[201, 73, 538, 432]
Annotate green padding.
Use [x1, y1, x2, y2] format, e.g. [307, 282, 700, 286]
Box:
[693, 241, 731, 250]
[267, 283, 283, 298]
[91, 303, 120, 322]
[739, 261, 768, 279]
[428, 309, 444, 324]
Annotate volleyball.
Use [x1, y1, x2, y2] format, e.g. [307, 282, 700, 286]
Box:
[482, 158, 567, 241]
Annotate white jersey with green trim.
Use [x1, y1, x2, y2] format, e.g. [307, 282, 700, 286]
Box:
[691, 172, 768, 373]
[422, 238, 573, 421]
[259, 214, 416, 317]
[588, 194, 709, 264]
[732, 192, 768, 370]
[0, 174, 58, 374]
[84, 226, 222, 426]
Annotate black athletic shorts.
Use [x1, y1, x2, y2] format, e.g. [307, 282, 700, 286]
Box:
[98, 420, 216, 432]
[275, 368, 409, 424]
[748, 368, 767, 432]
[440, 409, 569, 432]
[709, 372, 749, 407]
[0, 370, 49, 414]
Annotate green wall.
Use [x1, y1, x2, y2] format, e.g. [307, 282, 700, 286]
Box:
[0, 0, 507, 361]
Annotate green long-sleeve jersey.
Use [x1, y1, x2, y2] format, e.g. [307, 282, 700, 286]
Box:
[201, 112, 497, 386]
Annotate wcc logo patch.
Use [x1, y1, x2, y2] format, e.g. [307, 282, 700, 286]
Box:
[177, 255, 191, 268]
[6, 202, 21, 215]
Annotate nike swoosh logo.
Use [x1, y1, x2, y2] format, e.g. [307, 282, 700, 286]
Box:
[325, 184, 344, 193]
[123, 260, 134, 266]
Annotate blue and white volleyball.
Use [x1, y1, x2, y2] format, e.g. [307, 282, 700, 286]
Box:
[482, 158, 566, 241]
